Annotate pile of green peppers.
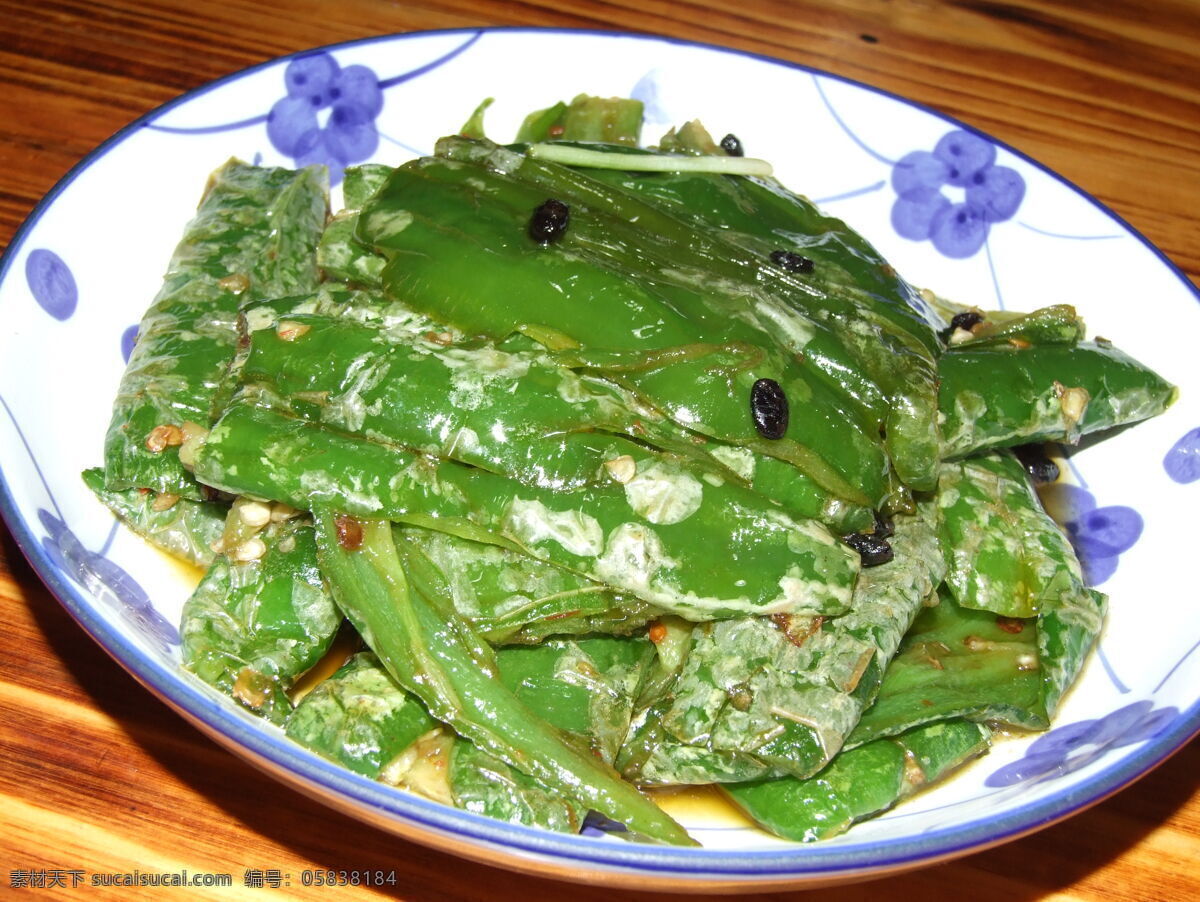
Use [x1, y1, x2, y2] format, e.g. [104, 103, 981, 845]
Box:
[86, 96, 1176, 846]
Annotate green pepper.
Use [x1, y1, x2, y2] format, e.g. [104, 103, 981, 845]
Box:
[181, 513, 341, 724]
[286, 650, 593, 834]
[399, 527, 658, 644]
[285, 651, 438, 777]
[943, 303, 1086, 348]
[937, 451, 1085, 618]
[317, 164, 393, 287]
[515, 94, 644, 145]
[231, 309, 870, 530]
[447, 740, 588, 832]
[82, 467, 226, 568]
[195, 399, 860, 621]
[847, 586, 1105, 744]
[565, 159, 943, 488]
[103, 161, 327, 497]
[495, 635, 654, 765]
[361, 147, 891, 506]
[312, 510, 694, 845]
[939, 341, 1177, 458]
[235, 312, 701, 492]
[619, 503, 943, 784]
[723, 719, 990, 842]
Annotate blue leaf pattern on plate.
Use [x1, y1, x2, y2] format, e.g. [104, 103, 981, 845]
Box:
[985, 700, 1177, 787]
[891, 131, 1025, 258]
[1164, 428, 1200, 484]
[267, 52, 383, 185]
[25, 249, 78, 320]
[38, 509, 179, 651]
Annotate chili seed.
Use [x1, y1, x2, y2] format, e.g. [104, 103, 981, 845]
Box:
[843, 531, 894, 567]
[750, 378, 789, 439]
[231, 537, 267, 562]
[1013, 444, 1060, 484]
[770, 249, 815, 274]
[720, 133, 744, 157]
[335, 514, 364, 550]
[528, 198, 570, 244]
[145, 423, 184, 453]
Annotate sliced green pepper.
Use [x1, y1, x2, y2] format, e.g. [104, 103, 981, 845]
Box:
[620, 503, 943, 783]
[723, 719, 990, 842]
[285, 651, 438, 777]
[311, 510, 694, 845]
[400, 527, 657, 644]
[181, 513, 341, 724]
[195, 401, 860, 620]
[939, 341, 1176, 458]
[361, 147, 890, 506]
[317, 163, 393, 287]
[848, 587, 1105, 744]
[82, 467, 226, 568]
[103, 161, 327, 497]
[937, 451, 1085, 618]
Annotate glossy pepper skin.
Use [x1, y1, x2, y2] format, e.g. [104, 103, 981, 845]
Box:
[939, 340, 1177, 458]
[285, 652, 439, 777]
[569, 158, 943, 490]
[103, 161, 327, 497]
[723, 719, 989, 842]
[941, 303, 1086, 348]
[194, 400, 860, 621]
[82, 467, 226, 568]
[434, 137, 937, 490]
[311, 510, 695, 846]
[237, 308, 871, 530]
[937, 451, 1086, 618]
[847, 587, 1105, 745]
[617, 503, 943, 784]
[515, 94, 645, 145]
[359, 143, 891, 509]
[316, 164, 392, 287]
[398, 527, 658, 645]
[181, 514, 340, 724]
[286, 639, 651, 833]
[285, 652, 588, 834]
[236, 311, 703, 492]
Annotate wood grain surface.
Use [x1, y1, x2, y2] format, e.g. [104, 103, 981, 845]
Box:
[1, 1, 1198, 898]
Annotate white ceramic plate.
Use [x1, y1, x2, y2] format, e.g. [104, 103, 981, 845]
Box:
[2, 27, 1198, 891]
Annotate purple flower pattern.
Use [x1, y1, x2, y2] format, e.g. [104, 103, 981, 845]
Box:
[1042, 483, 1142, 586]
[266, 53, 383, 185]
[986, 700, 1177, 787]
[1164, 428, 1200, 484]
[891, 131, 1025, 258]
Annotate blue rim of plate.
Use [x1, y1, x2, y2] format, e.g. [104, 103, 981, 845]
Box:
[1, 26, 1198, 883]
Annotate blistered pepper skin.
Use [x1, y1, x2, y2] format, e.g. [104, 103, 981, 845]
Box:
[360, 145, 892, 508]
[103, 161, 327, 497]
[939, 341, 1177, 458]
[312, 511, 695, 846]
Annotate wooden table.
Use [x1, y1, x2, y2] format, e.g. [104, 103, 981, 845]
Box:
[2, 1, 1198, 898]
